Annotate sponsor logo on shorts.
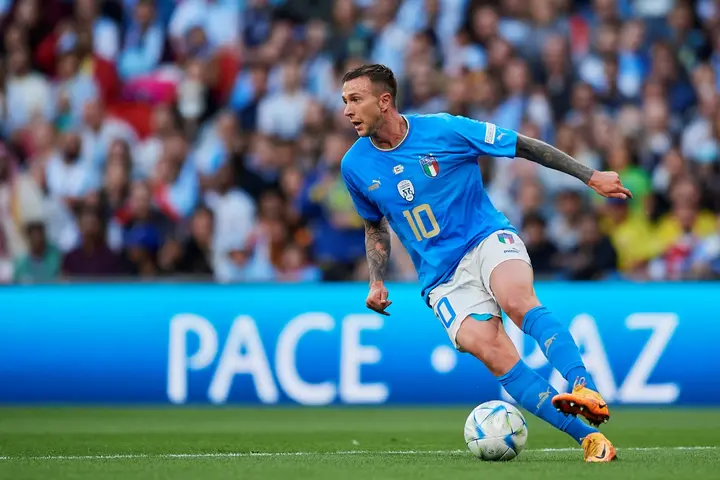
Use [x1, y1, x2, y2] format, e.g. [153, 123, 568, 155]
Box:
[503, 249, 520, 254]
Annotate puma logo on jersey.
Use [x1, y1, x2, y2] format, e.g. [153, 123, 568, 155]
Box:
[368, 179, 381, 191]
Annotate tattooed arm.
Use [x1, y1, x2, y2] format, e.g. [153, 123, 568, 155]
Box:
[514, 134, 633, 199]
[515, 134, 595, 184]
[365, 218, 391, 283]
[364, 218, 393, 315]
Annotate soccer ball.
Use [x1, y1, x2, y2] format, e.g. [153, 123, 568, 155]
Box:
[464, 400, 528, 461]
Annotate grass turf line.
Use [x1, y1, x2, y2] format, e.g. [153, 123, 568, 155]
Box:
[0, 407, 718, 480]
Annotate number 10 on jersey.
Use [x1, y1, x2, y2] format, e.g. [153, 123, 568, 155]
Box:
[403, 204, 440, 241]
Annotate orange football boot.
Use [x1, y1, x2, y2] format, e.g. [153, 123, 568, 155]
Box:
[552, 377, 610, 426]
[582, 432, 617, 463]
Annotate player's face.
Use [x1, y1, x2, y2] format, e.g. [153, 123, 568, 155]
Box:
[342, 77, 383, 137]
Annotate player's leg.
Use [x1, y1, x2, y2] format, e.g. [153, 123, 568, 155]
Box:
[480, 231, 609, 426]
[454, 317, 615, 462]
[429, 254, 615, 462]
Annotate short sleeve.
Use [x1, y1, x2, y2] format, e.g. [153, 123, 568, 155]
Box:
[341, 163, 383, 222]
[448, 115, 518, 158]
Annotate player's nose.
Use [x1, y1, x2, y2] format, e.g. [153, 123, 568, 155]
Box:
[343, 104, 353, 117]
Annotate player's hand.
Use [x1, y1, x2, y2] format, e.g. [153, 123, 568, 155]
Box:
[588, 171, 633, 200]
[366, 281, 392, 316]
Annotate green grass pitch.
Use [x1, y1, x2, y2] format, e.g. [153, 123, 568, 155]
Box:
[1, 407, 719, 479]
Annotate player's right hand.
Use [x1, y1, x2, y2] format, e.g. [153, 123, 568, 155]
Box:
[366, 281, 392, 316]
[588, 171, 633, 200]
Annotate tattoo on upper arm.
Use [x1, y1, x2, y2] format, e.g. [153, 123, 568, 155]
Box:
[515, 134, 594, 184]
[364, 218, 391, 283]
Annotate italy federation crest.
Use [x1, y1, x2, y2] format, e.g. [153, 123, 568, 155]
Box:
[419, 154, 440, 178]
[397, 179, 415, 202]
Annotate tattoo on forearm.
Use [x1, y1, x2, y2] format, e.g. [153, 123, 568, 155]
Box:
[515, 134, 594, 184]
[364, 218, 391, 283]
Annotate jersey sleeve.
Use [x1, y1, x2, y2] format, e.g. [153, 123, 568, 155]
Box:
[447, 114, 518, 158]
[341, 162, 383, 222]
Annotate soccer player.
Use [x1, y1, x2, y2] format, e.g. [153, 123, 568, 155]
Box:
[340, 65, 631, 463]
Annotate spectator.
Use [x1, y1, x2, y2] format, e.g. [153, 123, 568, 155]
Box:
[602, 197, 661, 276]
[118, 179, 174, 269]
[548, 189, 585, 253]
[617, 19, 648, 101]
[560, 212, 618, 280]
[369, 0, 409, 79]
[159, 205, 213, 277]
[655, 176, 716, 254]
[46, 131, 97, 210]
[681, 63, 717, 164]
[62, 206, 126, 278]
[4, 44, 53, 136]
[151, 132, 198, 221]
[521, 211, 559, 278]
[604, 138, 652, 215]
[298, 131, 365, 280]
[53, 41, 100, 131]
[328, 0, 372, 63]
[117, 0, 165, 81]
[168, 0, 240, 54]
[134, 103, 177, 180]
[652, 147, 689, 216]
[81, 99, 138, 168]
[257, 60, 311, 140]
[688, 215, 720, 279]
[194, 110, 238, 187]
[13, 222, 61, 284]
[74, 0, 120, 62]
[539, 35, 576, 123]
[237, 190, 288, 282]
[667, 1, 708, 74]
[207, 162, 256, 282]
[229, 63, 269, 131]
[276, 242, 321, 282]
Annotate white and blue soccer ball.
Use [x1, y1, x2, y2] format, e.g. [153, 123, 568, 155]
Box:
[464, 400, 528, 461]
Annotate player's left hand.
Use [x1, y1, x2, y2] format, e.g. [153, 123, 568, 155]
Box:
[366, 281, 392, 316]
[588, 171, 633, 200]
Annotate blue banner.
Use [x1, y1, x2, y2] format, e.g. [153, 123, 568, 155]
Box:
[1, 282, 718, 405]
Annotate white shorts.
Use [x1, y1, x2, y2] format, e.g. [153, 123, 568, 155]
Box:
[428, 230, 532, 350]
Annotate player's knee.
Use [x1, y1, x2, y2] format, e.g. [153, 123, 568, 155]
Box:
[457, 319, 519, 376]
[500, 294, 540, 323]
[471, 339, 519, 377]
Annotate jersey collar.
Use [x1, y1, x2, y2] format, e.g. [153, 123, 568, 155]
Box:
[370, 115, 410, 152]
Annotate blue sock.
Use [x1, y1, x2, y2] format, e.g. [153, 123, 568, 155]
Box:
[522, 306, 598, 392]
[499, 360, 598, 444]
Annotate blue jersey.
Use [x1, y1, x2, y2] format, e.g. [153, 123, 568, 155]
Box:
[341, 113, 519, 304]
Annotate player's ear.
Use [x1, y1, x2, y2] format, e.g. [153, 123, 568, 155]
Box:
[379, 92, 392, 112]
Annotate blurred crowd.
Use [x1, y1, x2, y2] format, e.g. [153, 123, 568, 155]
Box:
[1, 0, 720, 285]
